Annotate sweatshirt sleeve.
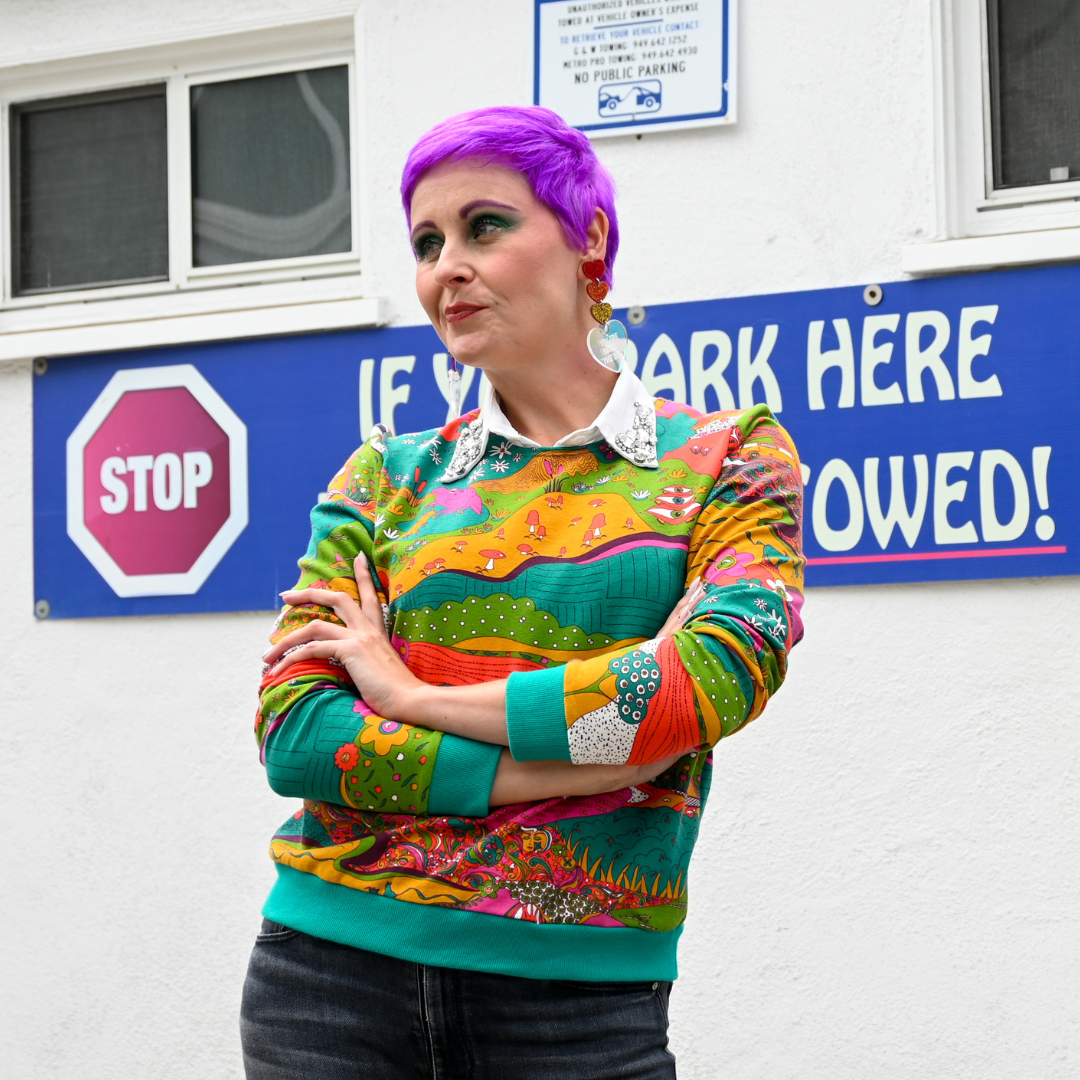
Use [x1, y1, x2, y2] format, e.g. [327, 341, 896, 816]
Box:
[261, 688, 502, 816]
[505, 406, 805, 766]
[255, 430, 500, 817]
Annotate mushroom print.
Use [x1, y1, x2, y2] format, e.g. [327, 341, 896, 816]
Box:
[526, 510, 541, 535]
[477, 549, 505, 573]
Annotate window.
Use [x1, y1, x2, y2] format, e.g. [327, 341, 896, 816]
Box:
[11, 86, 168, 294]
[986, 0, 1080, 190]
[903, 0, 1080, 273]
[3, 42, 357, 305]
[191, 66, 351, 268]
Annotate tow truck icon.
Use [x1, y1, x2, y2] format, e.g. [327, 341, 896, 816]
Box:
[598, 80, 662, 117]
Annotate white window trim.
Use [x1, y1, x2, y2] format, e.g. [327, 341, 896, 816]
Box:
[905, 0, 1080, 276]
[0, 9, 383, 360]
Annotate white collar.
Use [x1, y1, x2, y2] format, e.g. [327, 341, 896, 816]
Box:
[440, 365, 659, 482]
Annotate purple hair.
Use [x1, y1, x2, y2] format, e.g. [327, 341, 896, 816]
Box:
[400, 106, 619, 282]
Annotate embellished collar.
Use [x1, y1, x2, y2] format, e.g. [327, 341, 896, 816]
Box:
[440, 366, 659, 483]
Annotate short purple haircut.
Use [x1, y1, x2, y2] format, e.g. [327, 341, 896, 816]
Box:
[401, 106, 619, 282]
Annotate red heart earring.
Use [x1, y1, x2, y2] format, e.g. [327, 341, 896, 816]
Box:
[583, 260, 627, 372]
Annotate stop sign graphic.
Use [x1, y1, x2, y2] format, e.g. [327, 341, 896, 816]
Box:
[66, 364, 248, 597]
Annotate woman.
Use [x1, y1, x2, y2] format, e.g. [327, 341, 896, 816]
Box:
[242, 106, 804, 1079]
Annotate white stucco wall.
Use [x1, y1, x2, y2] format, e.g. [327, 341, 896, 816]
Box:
[1, 2, 1076, 1077]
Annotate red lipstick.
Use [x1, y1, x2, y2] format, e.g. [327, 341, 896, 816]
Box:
[445, 303, 484, 324]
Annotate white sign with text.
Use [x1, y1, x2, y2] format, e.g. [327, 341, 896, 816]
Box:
[534, 0, 735, 136]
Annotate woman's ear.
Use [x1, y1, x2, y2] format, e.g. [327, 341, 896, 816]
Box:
[582, 208, 609, 268]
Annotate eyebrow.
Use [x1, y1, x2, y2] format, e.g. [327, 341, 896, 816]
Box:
[410, 219, 437, 238]
[458, 199, 520, 218]
[409, 201, 521, 240]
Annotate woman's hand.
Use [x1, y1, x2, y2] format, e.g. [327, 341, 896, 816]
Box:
[489, 751, 684, 807]
[264, 556, 424, 720]
[655, 577, 705, 639]
[264, 564, 706, 751]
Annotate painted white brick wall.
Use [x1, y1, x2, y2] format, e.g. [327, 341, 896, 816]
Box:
[1, 2, 1076, 1077]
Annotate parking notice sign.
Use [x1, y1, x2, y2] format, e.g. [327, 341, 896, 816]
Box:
[534, 0, 735, 135]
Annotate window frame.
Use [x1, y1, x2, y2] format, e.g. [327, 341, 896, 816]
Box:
[178, 54, 359, 289]
[0, 15, 376, 353]
[905, 0, 1080, 275]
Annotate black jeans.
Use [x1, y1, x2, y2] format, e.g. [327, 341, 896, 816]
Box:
[240, 920, 677, 1080]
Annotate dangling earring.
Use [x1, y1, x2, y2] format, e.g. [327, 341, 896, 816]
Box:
[583, 259, 628, 373]
[447, 353, 462, 418]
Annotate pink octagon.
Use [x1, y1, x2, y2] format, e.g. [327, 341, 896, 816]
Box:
[67, 365, 248, 597]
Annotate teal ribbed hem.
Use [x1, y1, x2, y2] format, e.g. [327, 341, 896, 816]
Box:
[264, 865, 681, 982]
[506, 666, 571, 761]
[428, 734, 502, 816]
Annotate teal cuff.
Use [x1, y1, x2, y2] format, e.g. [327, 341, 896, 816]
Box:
[506, 666, 571, 761]
[427, 735, 502, 817]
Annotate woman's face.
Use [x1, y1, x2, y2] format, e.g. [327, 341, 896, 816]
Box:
[409, 160, 602, 374]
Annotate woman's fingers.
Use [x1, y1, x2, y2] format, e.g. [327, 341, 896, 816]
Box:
[264, 616, 351, 663]
[279, 586, 365, 631]
[657, 597, 686, 638]
[657, 598, 690, 638]
[353, 554, 387, 636]
[266, 639, 343, 676]
[657, 578, 707, 637]
[684, 578, 705, 609]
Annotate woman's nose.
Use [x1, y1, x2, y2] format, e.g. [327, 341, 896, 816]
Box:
[432, 238, 473, 288]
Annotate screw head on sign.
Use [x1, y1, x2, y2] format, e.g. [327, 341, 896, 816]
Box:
[582, 259, 606, 281]
[34, 599, 51, 619]
[627, 305, 646, 326]
[863, 284, 883, 306]
[33, 358, 48, 376]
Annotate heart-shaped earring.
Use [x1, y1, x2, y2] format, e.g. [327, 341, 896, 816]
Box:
[582, 259, 626, 373]
[587, 320, 628, 372]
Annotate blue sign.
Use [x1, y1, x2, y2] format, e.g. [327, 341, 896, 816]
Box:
[33, 262, 1076, 618]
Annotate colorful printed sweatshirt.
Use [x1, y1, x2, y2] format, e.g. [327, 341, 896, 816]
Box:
[256, 367, 805, 982]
